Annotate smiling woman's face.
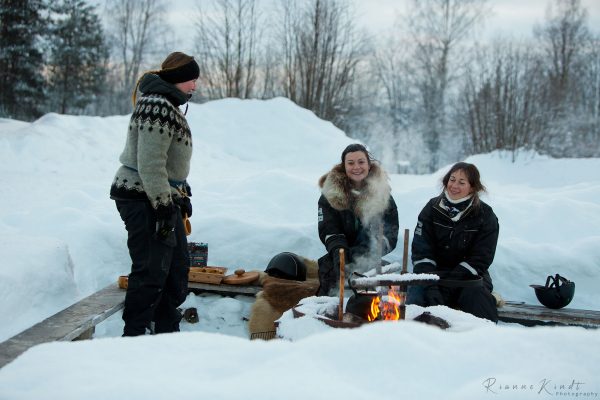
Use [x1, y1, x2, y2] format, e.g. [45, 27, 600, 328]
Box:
[446, 169, 473, 200]
[344, 151, 370, 184]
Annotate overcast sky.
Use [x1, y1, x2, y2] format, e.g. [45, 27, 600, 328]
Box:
[164, 0, 600, 49]
[353, 0, 600, 37]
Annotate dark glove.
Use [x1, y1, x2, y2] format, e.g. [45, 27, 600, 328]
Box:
[184, 182, 192, 197]
[317, 254, 338, 296]
[413, 261, 436, 274]
[449, 264, 477, 280]
[154, 203, 177, 246]
[176, 196, 192, 217]
[325, 234, 351, 264]
[423, 285, 444, 306]
[331, 247, 350, 271]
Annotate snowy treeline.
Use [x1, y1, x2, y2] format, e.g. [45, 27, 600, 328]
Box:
[1, 0, 599, 171]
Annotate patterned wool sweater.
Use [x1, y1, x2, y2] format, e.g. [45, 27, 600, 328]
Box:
[110, 74, 193, 209]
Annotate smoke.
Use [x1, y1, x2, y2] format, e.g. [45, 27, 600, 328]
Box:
[350, 164, 393, 276]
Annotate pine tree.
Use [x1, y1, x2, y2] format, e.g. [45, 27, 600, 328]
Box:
[46, 0, 108, 114]
[0, 0, 47, 120]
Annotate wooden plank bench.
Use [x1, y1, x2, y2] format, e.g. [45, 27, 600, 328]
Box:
[0, 284, 126, 369]
[0, 281, 262, 369]
[498, 301, 600, 328]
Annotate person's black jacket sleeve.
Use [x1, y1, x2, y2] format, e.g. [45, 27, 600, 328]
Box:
[318, 195, 349, 254]
[382, 196, 399, 255]
[461, 206, 499, 275]
[411, 201, 438, 273]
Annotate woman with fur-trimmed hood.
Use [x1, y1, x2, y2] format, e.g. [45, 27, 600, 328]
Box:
[317, 144, 399, 296]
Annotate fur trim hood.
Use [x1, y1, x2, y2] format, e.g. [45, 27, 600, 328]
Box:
[318, 163, 391, 224]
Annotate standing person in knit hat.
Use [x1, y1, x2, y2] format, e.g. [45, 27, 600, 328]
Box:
[110, 52, 199, 336]
[409, 162, 500, 322]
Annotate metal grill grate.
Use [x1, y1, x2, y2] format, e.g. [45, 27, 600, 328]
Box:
[250, 330, 277, 340]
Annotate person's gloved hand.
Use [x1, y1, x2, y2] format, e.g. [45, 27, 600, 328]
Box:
[449, 264, 477, 280]
[331, 247, 350, 270]
[184, 182, 192, 197]
[424, 285, 444, 306]
[177, 196, 192, 218]
[154, 203, 177, 246]
[325, 234, 351, 265]
[413, 261, 436, 274]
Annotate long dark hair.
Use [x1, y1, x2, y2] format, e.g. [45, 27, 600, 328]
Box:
[441, 162, 486, 206]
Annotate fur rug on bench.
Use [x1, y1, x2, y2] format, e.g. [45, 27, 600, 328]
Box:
[248, 258, 319, 338]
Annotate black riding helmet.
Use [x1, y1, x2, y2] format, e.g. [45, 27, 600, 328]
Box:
[265, 252, 307, 281]
[530, 274, 575, 309]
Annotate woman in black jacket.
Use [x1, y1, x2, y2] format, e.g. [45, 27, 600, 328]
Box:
[110, 52, 198, 336]
[317, 144, 399, 296]
[410, 162, 499, 322]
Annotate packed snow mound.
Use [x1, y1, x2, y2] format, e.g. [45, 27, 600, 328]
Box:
[1, 322, 599, 400]
[0, 96, 599, 342]
[188, 97, 352, 172]
[1, 97, 600, 400]
[0, 234, 78, 340]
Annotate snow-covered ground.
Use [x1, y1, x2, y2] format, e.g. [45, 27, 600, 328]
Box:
[0, 98, 599, 399]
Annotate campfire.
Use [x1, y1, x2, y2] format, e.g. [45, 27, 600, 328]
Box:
[290, 230, 449, 329]
[346, 285, 406, 323]
[333, 235, 410, 324]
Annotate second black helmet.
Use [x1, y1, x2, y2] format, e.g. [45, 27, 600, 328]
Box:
[530, 274, 575, 309]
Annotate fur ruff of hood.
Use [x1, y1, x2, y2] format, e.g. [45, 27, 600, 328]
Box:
[318, 163, 391, 224]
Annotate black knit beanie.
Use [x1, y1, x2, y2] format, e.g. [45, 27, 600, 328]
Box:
[158, 59, 200, 84]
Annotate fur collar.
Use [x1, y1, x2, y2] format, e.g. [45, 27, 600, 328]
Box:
[318, 163, 391, 223]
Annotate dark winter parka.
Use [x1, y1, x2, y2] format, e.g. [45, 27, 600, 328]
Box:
[412, 194, 499, 288]
[318, 163, 399, 262]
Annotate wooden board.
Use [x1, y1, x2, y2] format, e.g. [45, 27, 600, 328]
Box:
[222, 270, 260, 285]
[0, 284, 126, 369]
[188, 266, 227, 284]
[498, 301, 600, 328]
[118, 266, 229, 288]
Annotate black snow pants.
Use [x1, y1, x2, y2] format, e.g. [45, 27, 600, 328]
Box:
[116, 200, 190, 336]
[407, 281, 498, 322]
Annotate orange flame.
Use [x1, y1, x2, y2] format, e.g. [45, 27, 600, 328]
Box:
[368, 287, 405, 321]
[381, 288, 401, 320]
[367, 296, 380, 322]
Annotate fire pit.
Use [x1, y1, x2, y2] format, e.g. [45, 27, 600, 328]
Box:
[289, 230, 482, 329]
[290, 271, 482, 329]
[289, 272, 437, 328]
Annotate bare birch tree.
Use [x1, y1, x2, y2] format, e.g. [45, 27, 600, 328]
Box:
[535, 0, 590, 115]
[103, 0, 171, 113]
[193, 0, 259, 100]
[406, 0, 490, 171]
[458, 42, 551, 160]
[275, 0, 367, 127]
[533, 0, 598, 157]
